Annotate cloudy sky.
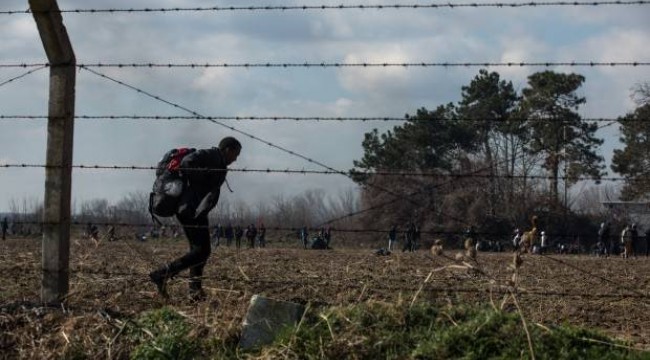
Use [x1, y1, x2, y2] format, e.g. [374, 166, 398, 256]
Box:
[1, 0, 649, 213]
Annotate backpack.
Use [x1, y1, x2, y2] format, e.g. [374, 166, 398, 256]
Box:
[149, 147, 196, 223]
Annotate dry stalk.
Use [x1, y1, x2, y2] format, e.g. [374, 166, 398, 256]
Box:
[580, 337, 648, 352]
[238, 266, 250, 281]
[440, 311, 459, 327]
[510, 291, 535, 360]
[285, 302, 311, 352]
[357, 284, 367, 302]
[319, 313, 335, 340]
[488, 284, 497, 311]
[107, 322, 128, 358]
[410, 270, 434, 308]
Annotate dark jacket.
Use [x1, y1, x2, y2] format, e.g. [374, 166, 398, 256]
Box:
[177, 147, 228, 219]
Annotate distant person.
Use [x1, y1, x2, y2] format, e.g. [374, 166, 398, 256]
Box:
[300, 226, 309, 249]
[86, 222, 99, 241]
[630, 223, 639, 258]
[224, 223, 234, 247]
[388, 225, 397, 251]
[246, 224, 257, 249]
[645, 228, 650, 257]
[512, 228, 521, 252]
[597, 222, 611, 257]
[1, 217, 8, 240]
[258, 223, 266, 248]
[318, 227, 329, 247]
[621, 224, 632, 259]
[323, 227, 332, 248]
[402, 222, 416, 252]
[106, 226, 116, 242]
[211, 224, 224, 248]
[540, 231, 547, 254]
[148, 136, 241, 301]
[234, 225, 243, 249]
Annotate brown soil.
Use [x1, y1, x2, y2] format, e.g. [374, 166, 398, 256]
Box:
[1, 237, 649, 359]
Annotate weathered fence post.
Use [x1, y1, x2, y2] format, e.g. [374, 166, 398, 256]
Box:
[29, 0, 76, 304]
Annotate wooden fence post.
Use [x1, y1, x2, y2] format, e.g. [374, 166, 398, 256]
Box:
[29, 0, 76, 304]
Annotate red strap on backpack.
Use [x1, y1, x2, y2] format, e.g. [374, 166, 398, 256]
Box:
[167, 148, 192, 172]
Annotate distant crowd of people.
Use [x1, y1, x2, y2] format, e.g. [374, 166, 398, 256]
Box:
[594, 222, 650, 258]
[209, 223, 267, 249]
[0, 216, 43, 239]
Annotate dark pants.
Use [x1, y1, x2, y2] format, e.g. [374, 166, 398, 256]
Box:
[154, 214, 211, 291]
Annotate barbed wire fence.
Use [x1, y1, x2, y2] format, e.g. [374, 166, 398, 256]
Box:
[2, 0, 650, 15]
[1, 2, 650, 348]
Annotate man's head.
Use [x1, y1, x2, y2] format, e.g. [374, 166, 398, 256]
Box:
[219, 136, 242, 166]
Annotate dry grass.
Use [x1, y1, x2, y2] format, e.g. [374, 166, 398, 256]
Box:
[1, 236, 649, 358]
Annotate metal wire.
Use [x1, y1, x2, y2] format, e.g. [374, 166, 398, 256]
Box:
[0, 162, 635, 182]
[0, 114, 641, 122]
[1, 61, 649, 69]
[4, 219, 608, 239]
[77, 66, 419, 207]
[0, 66, 47, 88]
[2, 1, 648, 15]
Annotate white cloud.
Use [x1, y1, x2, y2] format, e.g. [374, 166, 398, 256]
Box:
[338, 47, 412, 93]
[560, 28, 650, 117]
[1, 0, 649, 211]
[498, 35, 550, 83]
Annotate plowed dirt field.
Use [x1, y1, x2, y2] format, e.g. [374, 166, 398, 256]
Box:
[1, 237, 649, 358]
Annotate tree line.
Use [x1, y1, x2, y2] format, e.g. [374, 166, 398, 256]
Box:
[4, 70, 648, 248]
[351, 69, 649, 246]
[2, 189, 359, 243]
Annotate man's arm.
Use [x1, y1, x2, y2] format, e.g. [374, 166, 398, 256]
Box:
[178, 148, 227, 218]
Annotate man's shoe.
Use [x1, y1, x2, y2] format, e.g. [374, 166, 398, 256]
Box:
[149, 271, 169, 299]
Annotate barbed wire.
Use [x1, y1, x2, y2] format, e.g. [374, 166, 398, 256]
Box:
[0, 66, 47, 88]
[0, 162, 636, 182]
[2, 1, 649, 15]
[5, 219, 622, 240]
[74, 64, 514, 229]
[316, 140, 591, 228]
[1, 61, 649, 69]
[0, 114, 641, 123]
[77, 66, 420, 207]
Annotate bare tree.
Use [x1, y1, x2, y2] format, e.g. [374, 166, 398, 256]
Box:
[7, 196, 43, 236]
[113, 191, 149, 225]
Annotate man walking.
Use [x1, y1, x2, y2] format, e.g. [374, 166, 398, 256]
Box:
[224, 223, 234, 247]
[258, 223, 266, 248]
[234, 225, 243, 249]
[388, 225, 397, 251]
[211, 224, 223, 248]
[149, 136, 241, 301]
[246, 223, 258, 249]
[598, 222, 611, 257]
[300, 226, 309, 249]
